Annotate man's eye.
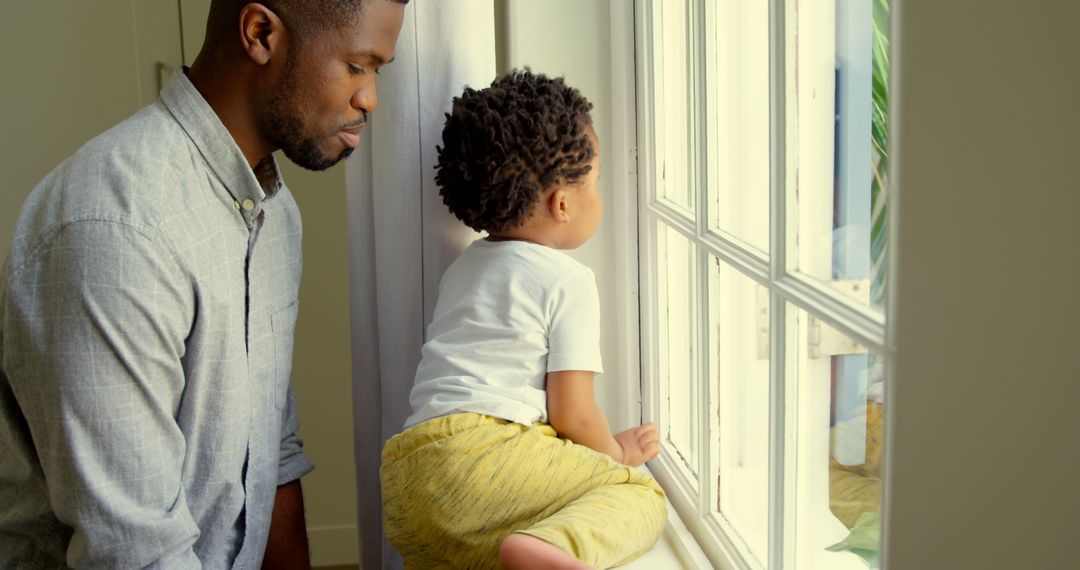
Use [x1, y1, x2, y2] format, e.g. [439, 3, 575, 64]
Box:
[348, 63, 364, 75]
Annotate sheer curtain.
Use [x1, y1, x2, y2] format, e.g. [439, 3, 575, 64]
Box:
[344, 2, 493, 568]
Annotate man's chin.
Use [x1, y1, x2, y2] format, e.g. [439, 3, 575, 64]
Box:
[285, 146, 354, 172]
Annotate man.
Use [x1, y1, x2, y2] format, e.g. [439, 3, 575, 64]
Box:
[0, 0, 406, 567]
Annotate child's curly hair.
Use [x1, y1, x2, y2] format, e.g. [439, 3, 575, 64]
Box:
[435, 69, 595, 233]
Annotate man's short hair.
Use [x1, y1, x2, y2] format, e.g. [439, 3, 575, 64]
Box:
[205, 0, 409, 47]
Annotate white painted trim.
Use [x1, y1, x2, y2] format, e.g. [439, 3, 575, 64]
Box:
[609, 0, 643, 432]
[308, 524, 359, 567]
[632, 1, 882, 569]
[634, 0, 661, 431]
[660, 494, 720, 570]
[774, 274, 886, 352]
[767, 6, 790, 564]
[649, 455, 748, 570]
[635, 1, 891, 569]
[649, 201, 887, 354]
[685, 0, 712, 505]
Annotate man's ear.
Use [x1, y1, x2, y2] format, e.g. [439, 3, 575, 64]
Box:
[546, 189, 571, 223]
[238, 3, 285, 66]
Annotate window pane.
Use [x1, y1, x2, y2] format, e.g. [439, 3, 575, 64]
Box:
[789, 303, 885, 570]
[653, 0, 694, 215]
[657, 222, 698, 479]
[788, 0, 889, 313]
[706, 0, 770, 253]
[709, 257, 769, 565]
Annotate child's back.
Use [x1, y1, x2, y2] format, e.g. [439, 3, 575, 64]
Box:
[407, 239, 601, 429]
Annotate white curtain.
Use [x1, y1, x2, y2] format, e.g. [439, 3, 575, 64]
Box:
[344, 2, 494, 568]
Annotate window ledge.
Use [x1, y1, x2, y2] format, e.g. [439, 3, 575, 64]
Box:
[620, 467, 714, 569]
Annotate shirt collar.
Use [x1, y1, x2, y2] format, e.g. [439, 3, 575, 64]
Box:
[159, 68, 284, 226]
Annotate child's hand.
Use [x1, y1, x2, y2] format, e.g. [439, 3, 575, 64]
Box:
[614, 423, 661, 466]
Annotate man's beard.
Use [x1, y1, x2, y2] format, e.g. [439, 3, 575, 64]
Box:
[263, 56, 353, 172]
[272, 117, 353, 172]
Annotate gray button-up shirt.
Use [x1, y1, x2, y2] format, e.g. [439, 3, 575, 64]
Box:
[0, 71, 314, 568]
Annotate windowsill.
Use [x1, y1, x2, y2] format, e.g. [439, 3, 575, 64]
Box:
[620, 467, 714, 569]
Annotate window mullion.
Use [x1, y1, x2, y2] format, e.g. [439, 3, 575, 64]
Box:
[652, 205, 777, 294]
[646, 203, 697, 246]
[775, 275, 888, 353]
[687, 0, 710, 520]
[695, 241, 711, 517]
[692, 0, 707, 240]
[698, 0, 721, 528]
[769, 287, 790, 570]
[767, 0, 789, 568]
[701, 233, 770, 286]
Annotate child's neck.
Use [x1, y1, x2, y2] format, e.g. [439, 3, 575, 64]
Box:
[484, 234, 546, 247]
[485, 228, 558, 248]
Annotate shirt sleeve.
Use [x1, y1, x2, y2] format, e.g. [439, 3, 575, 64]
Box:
[3, 220, 202, 568]
[277, 385, 315, 486]
[546, 267, 604, 374]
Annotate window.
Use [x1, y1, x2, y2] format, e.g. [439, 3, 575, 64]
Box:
[636, 0, 891, 568]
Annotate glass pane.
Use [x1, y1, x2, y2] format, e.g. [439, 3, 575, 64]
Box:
[789, 303, 886, 570]
[706, 0, 770, 253]
[656, 222, 698, 479]
[653, 0, 694, 214]
[709, 257, 769, 565]
[788, 0, 890, 313]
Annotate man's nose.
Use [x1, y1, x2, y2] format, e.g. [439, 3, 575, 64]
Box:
[352, 82, 378, 115]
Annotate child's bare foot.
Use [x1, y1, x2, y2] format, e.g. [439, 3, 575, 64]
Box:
[499, 533, 593, 570]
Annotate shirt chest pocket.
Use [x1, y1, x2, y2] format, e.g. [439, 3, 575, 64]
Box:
[270, 302, 299, 410]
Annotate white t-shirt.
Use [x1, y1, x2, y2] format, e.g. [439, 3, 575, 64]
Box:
[404, 239, 603, 428]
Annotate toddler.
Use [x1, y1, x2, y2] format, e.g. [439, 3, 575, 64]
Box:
[380, 69, 667, 570]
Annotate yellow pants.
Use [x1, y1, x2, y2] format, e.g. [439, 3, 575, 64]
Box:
[381, 413, 667, 569]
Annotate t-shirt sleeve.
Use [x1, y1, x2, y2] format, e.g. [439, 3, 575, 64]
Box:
[546, 267, 604, 374]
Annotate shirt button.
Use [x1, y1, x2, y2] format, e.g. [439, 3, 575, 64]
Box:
[251, 407, 256, 417]
[241, 199, 256, 211]
[233, 200, 241, 209]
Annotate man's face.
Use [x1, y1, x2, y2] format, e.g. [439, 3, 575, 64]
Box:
[261, 1, 405, 171]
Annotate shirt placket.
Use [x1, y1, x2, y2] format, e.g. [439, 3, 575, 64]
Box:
[236, 206, 264, 568]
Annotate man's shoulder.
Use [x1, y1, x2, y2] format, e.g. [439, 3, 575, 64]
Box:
[6, 102, 209, 274]
[73, 101, 195, 179]
[43, 101, 203, 214]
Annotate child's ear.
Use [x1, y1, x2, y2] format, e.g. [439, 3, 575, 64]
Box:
[546, 189, 571, 223]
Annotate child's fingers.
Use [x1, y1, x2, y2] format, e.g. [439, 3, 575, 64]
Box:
[636, 423, 661, 462]
[643, 440, 660, 460]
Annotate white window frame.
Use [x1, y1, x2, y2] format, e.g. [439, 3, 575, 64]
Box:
[626, 1, 894, 568]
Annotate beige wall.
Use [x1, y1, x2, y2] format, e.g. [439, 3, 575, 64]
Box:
[2, 2, 359, 566]
[0, 1, 182, 262]
[280, 165, 359, 566]
[886, 1, 1078, 568]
